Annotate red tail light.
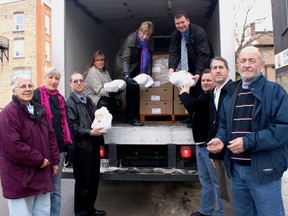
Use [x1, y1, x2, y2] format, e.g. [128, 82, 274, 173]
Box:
[100, 146, 105, 158]
[180, 145, 192, 158]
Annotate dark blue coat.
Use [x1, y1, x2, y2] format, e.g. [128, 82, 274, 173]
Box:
[216, 74, 288, 183]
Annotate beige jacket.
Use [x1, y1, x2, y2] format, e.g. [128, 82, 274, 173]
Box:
[83, 66, 112, 105]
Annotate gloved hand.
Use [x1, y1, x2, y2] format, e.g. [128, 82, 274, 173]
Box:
[125, 77, 139, 87]
[108, 89, 124, 97]
[65, 148, 74, 168]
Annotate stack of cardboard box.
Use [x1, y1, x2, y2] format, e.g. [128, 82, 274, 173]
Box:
[173, 86, 188, 115]
[139, 54, 188, 117]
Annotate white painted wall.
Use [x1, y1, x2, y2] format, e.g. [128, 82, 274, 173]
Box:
[218, 0, 235, 80]
[51, 0, 119, 96]
[203, 0, 235, 81]
[51, 0, 65, 95]
[64, 0, 119, 96]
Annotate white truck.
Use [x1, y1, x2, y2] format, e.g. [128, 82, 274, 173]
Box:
[52, 0, 235, 181]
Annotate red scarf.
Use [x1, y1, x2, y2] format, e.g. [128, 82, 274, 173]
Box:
[39, 85, 72, 145]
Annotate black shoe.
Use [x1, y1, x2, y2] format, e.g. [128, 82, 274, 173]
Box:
[180, 117, 191, 123]
[190, 211, 210, 216]
[93, 209, 106, 216]
[129, 119, 144, 126]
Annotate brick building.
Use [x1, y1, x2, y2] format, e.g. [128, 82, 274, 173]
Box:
[0, 0, 52, 108]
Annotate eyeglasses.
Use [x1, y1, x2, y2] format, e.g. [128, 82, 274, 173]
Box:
[17, 84, 34, 90]
[72, 79, 85, 84]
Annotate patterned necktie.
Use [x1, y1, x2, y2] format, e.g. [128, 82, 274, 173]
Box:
[181, 35, 189, 71]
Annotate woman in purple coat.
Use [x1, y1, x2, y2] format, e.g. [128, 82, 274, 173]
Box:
[0, 74, 59, 216]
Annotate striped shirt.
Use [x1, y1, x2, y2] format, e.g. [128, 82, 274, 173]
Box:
[230, 87, 254, 165]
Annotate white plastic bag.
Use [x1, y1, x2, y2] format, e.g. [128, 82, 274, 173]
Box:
[133, 74, 154, 89]
[169, 70, 195, 87]
[91, 107, 113, 131]
[104, 79, 127, 92]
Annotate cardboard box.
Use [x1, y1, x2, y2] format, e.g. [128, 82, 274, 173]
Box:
[173, 101, 189, 115]
[152, 80, 171, 88]
[140, 101, 173, 114]
[173, 85, 180, 101]
[140, 85, 173, 102]
[151, 54, 180, 88]
[152, 54, 170, 87]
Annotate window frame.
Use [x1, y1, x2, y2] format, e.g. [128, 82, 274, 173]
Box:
[45, 41, 51, 61]
[14, 13, 24, 32]
[14, 39, 25, 58]
[45, 14, 50, 35]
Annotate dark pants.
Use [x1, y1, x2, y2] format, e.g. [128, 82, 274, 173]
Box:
[97, 96, 121, 114]
[73, 144, 100, 216]
[125, 82, 140, 121]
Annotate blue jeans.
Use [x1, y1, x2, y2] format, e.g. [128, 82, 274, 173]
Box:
[231, 163, 285, 216]
[50, 152, 64, 216]
[8, 193, 50, 216]
[196, 146, 223, 216]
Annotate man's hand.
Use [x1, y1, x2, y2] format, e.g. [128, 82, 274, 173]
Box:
[167, 68, 175, 80]
[178, 83, 190, 94]
[90, 127, 108, 136]
[191, 74, 200, 87]
[207, 138, 224, 154]
[40, 158, 50, 168]
[227, 137, 245, 154]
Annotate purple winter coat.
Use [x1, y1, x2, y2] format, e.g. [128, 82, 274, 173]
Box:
[0, 96, 60, 199]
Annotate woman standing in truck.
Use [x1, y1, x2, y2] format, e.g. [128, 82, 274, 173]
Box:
[84, 50, 122, 114]
[115, 21, 154, 126]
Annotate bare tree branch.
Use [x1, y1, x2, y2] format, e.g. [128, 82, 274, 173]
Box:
[234, 0, 270, 60]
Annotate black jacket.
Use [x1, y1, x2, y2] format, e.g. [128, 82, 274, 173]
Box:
[179, 92, 211, 142]
[208, 79, 232, 160]
[169, 23, 210, 75]
[115, 30, 154, 79]
[66, 92, 104, 154]
[33, 88, 68, 152]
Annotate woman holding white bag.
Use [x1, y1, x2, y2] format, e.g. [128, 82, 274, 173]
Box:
[84, 50, 123, 114]
[115, 21, 155, 126]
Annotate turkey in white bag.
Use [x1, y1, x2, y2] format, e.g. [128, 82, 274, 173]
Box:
[169, 70, 195, 87]
[133, 74, 154, 89]
[91, 107, 113, 131]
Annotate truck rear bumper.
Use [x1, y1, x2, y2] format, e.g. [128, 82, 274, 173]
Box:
[62, 167, 198, 181]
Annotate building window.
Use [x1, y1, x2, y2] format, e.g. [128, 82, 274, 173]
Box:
[45, 14, 50, 34]
[14, 13, 24, 31]
[45, 41, 51, 61]
[14, 39, 24, 58]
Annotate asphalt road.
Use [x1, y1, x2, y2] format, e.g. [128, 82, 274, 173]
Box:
[0, 180, 202, 216]
[1, 172, 288, 216]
